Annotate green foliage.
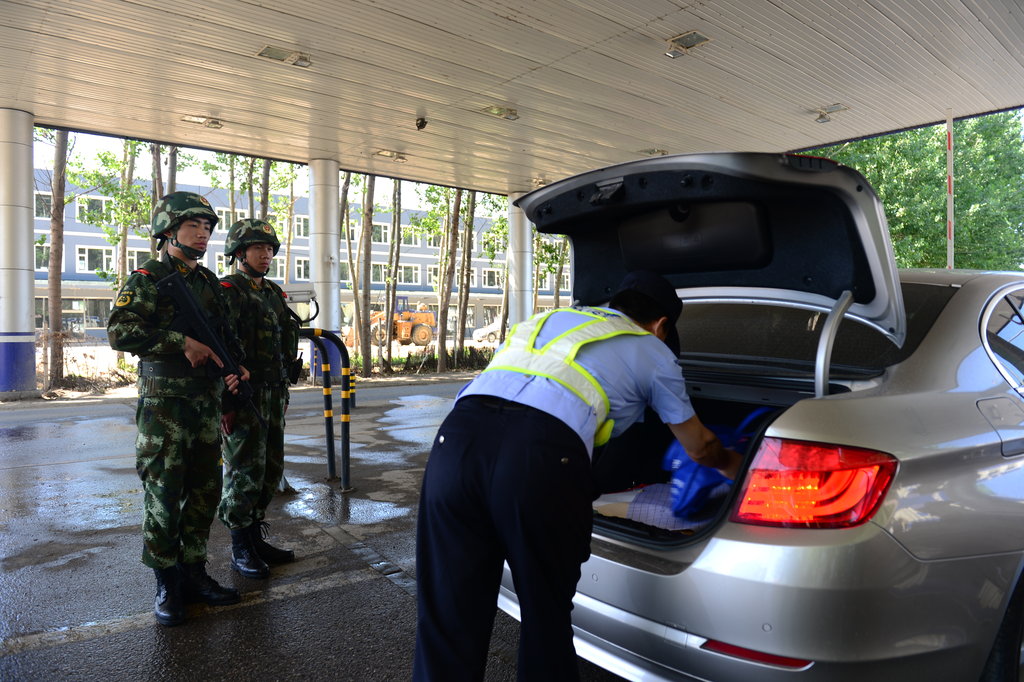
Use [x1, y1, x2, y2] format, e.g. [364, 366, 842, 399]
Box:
[67, 139, 150, 282]
[477, 193, 509, 262]
[808, 110, 1024, 269]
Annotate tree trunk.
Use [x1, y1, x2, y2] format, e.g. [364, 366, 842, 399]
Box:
[284, 177, 294, 283]
[436, 189, 462, 373]
[167, 146, 178, 194]
[383, 182, 402, 370]
[499, 267, 510, 343]
[46, 130, 68, 390]
[259, 158, 271, 220]
[553, 239, 568, 307]
[358, 175, 376, 377]
[246, 158, 256, 220]
[455, 191, 476, 362]
[342, 173, 361, 351]
[149, 143, 163, 257]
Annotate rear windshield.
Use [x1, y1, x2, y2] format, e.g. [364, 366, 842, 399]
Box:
[679, 282, 958, 374]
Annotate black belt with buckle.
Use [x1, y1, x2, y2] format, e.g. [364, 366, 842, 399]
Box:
[138, 360, 211, 379]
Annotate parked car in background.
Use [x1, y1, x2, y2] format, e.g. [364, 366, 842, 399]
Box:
[503, 152, 1024, 681]
[472, 319, 503, 344]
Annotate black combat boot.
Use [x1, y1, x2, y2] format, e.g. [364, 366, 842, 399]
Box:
[230, 527, 269, 579]
[179, 561, 241, 605]
[250, 521, 295, 565]
[153, 566, 185, 626]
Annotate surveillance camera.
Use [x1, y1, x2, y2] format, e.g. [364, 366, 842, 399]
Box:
[416, 117, 428, 130]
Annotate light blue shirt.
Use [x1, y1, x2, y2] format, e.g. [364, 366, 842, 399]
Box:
[459, 307, 695, 456]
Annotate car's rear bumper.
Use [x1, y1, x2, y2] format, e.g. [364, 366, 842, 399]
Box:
[498, 522, 1020, 681]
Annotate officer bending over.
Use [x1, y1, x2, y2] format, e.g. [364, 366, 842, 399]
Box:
[413, 271, 740, 681]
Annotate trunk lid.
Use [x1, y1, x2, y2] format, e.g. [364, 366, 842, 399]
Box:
[515, 152, 905, 347]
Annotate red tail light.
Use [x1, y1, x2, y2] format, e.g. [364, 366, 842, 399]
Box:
[732, 437, 897, 528]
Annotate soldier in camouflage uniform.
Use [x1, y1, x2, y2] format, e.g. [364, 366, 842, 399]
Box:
[218, 219, 301, 579]
[107, 191, 246, 627]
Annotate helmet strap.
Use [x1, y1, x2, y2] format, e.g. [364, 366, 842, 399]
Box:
[239, 247, 270, 277]
[170, 236, 206, 261]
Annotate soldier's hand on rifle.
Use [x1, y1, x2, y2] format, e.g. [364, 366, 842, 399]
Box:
[184, 335, 224, 369]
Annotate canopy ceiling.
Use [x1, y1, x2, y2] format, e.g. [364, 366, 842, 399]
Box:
[4, 0, 1022, 195]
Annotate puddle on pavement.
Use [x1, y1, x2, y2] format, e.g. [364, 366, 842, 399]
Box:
[282, 477, 410, 525]
[378, 394, 453, 446]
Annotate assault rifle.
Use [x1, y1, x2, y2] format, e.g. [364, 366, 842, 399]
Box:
[155, 269, 266, 429]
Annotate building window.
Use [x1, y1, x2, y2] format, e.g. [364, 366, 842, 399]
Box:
[76, 246, 114, 274]
[427, 265, 439, 286]
[371, 223, 389, 244]
[397, 264, 420, 285]
[535, 272, 549, 290]
[482, 268, 503, 288]
[294, 216, 310, 238]
[559, 272, 570, 291]
[35, 193, 53, 219]
[35, 244, 51, 270]
[371, 263, 387, 283]
[215, 254, 231, 276]
[400, 227, 417, 246]
[266, 257, 286, 280]
[215, 208, 249, 230]
[427, 233, 442, 248]
[126, 248, 151, 271]
[76, 196, 112, 223]
[339, 262, 350, 282]
[295, 258, 310, 280]
[483, 305, 501, 325]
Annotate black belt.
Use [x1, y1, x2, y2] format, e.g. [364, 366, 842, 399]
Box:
[466, 395, 530, 411]
[138, 360, 211, 379]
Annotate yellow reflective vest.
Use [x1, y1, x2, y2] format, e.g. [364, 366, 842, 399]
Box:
[482, 308, 650, 446]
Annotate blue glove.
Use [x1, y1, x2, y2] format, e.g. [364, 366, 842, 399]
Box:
[662, 441, 731, 519]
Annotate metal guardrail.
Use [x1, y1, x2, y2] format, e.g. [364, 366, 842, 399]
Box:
[299, 328, 353, 492]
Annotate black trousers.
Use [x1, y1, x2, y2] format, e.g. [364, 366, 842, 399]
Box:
[413, 395, 594, 681]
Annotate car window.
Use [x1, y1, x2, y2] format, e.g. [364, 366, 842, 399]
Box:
[985, 289, 1024, 387]
[679, 282, 957, 374]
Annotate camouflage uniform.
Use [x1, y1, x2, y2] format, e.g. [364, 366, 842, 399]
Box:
[108, 251, 240, 568]
[218, 268, 299, 530]
[218, 218, 301, 576]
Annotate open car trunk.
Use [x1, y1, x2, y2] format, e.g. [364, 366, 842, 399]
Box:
[512, 152, 911, 545]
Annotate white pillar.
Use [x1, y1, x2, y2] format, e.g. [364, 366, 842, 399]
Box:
[507, 192, 533, 324]
[0, 109, 35, 394]
[308, 159, 340, 332]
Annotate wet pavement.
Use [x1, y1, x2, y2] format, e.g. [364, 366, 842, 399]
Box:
[0, 376, 624, 681]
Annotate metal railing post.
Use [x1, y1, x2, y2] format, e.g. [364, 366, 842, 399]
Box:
[303, 328, 353, 492]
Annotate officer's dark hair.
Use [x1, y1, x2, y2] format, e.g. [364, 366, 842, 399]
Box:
[608, 289, 676, 324]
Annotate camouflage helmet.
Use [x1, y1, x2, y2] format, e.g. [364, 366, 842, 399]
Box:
[151, 191, 218, 239]
[224, 218, 281, 261]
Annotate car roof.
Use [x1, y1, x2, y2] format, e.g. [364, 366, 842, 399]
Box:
[516, 152, 906, 347]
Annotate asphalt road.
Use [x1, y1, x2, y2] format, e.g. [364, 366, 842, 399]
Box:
[0, 379, 625, 681]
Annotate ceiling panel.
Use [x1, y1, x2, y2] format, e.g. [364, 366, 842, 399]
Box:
[2, 0, 1021, 195]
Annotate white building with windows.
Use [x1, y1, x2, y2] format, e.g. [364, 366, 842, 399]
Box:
[32, 172, 571, 338]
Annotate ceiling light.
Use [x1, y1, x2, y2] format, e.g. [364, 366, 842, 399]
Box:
[375, 149, 407, 162]
[665, 31, 711, 58]
[639, 148, 668, 156]
[482, 105, 519, 120]
[257, 45, 312, 67]
[813, 103, 848, 123]
[531, 177, 549, 188]
[181, 115, 223, 129]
